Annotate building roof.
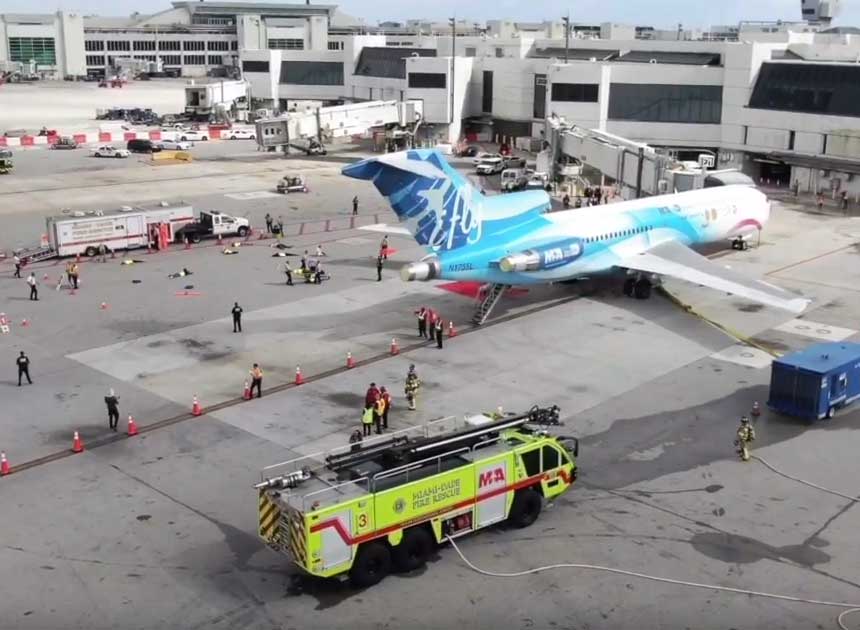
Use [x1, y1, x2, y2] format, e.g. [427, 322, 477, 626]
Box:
[768, 151, 860, 175]
[1, 14, 56, 24]
[169, 1, 334, 16]
[529, 47, 618, 60]
[354, 46, 436, 79]
[775, 342, 860, 371]
[616, 50, 721, 65]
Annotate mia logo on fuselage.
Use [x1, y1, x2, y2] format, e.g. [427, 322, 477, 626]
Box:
[542, 240, 583, 270]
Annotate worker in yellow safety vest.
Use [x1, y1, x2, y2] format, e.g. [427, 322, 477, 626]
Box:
[361, 403, 374, 437]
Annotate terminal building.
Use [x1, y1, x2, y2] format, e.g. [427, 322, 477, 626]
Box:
[1, 0, 860, 194]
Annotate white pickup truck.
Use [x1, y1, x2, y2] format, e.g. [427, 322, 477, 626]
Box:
[174, 210, 250, 243]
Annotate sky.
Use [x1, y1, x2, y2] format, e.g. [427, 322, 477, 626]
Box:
[7, 0, 860, 28]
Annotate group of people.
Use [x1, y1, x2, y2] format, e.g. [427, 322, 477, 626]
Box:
[264, 213, 286, 237]
[415, 306, 447, 349]
[351, 365, 421, 446]
[64, 261, 81, 289]
[562, 186, 613, 210]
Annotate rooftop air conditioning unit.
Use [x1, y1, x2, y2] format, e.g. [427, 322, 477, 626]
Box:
[589, 57, 597, 62]
[649, 58, 657, 63]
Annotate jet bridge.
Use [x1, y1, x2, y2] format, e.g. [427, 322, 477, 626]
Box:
[255, 100, 423, 153]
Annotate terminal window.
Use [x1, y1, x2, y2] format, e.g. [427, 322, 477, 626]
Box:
[85, 40, 104, 52]
[159, 41, 181, 51]
[551, 83, 598, 103]
[161, 55, 181, 65]
[208, 41, 230, 51]
[207, 55, 223, 66]
[242, 60, 269, 73]
[749, 63, 860, 118]
[86, 55, 106, 66]
[184, 55, 206, 65]
[9, 37, 56, 65]
[280, 61, 343, 85]
[608, 84, 722, 124]
[408, 72, 447, 89]
[106, 41, 131, 52]
[269, 39, 305, 50]
[133, 41, 156, 51]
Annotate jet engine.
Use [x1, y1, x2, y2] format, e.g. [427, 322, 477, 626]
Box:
[499, 239, 583, 273]
[401, 257, 441, 282]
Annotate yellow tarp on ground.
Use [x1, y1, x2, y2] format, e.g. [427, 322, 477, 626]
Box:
[151, 150, 192, 163]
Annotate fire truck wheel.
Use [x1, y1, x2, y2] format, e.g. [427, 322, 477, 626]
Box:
[349, 541, 392, 588]
[508, 488, 542, 528]
[393, 527, 434, 572]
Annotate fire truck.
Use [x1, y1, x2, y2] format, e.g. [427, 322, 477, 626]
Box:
[256, 405, 578, 587]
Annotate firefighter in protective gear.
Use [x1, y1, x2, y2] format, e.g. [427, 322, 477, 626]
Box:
[405, 365, 420, 411]
[734, 416, 755, 461]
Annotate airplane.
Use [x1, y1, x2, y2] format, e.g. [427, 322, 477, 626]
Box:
[342, 149, 809, 323]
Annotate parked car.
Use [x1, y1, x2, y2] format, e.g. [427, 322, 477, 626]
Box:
[500, 168, 530, 192]
[476, 155, 505, 176]
[127, 139, 161, 153]
[227, 129, 256, 140]
[51, 137, 79, 150]
[457, 145, 480, 157]
[526, 171, 550, 190]
[503, 155, 527, 169]
[92, 145, 130, 158]
[178, 129, 209, 142]
[159, 139, 191, 151]
[472, 151, 496, 165]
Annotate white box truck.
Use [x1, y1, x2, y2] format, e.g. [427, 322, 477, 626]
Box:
[43, 202, 195, 258]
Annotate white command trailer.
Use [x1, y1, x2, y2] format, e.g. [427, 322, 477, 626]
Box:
[45, 202, 195, 258]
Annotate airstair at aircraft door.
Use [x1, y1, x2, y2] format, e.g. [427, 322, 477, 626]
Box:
[472, 283, 508, 325]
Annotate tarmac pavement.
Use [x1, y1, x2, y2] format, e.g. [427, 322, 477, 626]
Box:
[1, 141, 860, 630]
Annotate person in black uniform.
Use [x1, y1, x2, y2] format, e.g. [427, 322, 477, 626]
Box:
[16, 351, 31, 386]
[352, 195, 359, 216]
[376, 256, 383, 282]
[105, 389, 120, 431]
[231, 302, 243, 333]
[435, 317, 444, 349]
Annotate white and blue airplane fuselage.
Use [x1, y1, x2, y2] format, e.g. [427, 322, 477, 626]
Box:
[343, 150, 807, 313]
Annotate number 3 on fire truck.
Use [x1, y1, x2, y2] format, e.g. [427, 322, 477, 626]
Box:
[357, 513, 368, 528]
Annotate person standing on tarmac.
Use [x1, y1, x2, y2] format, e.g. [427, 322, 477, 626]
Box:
[361, 403, 374, 436]
[352, 195, 359, 216]
[69, 263, 80, 289]
[380, 235, 389, 260]
[232, 302, 243, 333]
[374, 393, 386, 434]
[435, 316, 444, 349]
[284, 261, 294, 286]
[27, 272, 38, 301]
[380, 386, 391, 430]
[265, 213, 273, 234]
[17, 351, 31, 386]
[405, 365, 420, 411]
[13, 254, 22, 278]
[376, 255, 383, 282]
[249, 363, 263, 398]
[105, 389, 120, 431]
[416, 306, 427, 338]
[365, 382, 380, 408]
[427, 309, 437, 342]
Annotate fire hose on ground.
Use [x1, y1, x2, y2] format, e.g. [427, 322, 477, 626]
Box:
[446, 453, 860, 629]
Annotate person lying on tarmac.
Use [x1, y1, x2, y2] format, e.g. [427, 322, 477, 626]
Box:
[168, 268, 193, 279]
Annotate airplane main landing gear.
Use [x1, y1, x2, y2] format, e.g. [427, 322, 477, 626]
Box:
[623, 276, 652, 300]
[731, 237, 749, 251]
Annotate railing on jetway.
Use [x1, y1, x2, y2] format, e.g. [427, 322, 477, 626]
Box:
[255, 100, 423, 151]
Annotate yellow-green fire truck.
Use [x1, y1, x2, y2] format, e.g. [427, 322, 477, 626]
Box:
[256, 405, 579, 587]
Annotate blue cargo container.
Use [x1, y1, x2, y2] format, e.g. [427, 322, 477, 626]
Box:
[768, 342, 860, 420]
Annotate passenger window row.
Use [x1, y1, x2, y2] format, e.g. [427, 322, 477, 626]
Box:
[583, 225, 652, 244]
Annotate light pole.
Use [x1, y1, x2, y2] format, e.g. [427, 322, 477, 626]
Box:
[449, 17, 456, 127]
[562, 12, 570, 64]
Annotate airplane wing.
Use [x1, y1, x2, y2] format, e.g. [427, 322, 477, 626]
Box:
[618, 240, 809, 313]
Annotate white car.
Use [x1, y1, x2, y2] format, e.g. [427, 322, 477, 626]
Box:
[92, 145, 130, 158]
[227, 129, 256, 140]
[472, 152, 496, 165]
[177, 129, 208, 142]
[159, 139, 191, 151]
[476, 156, 504, 176]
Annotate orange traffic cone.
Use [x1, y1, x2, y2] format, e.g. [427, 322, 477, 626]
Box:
[0, 451, 10, 476]
[751, 401, 761, 417]
[42, 273, 49, 281]
[127, 415, 139, 436]
[100, 302, 109, 310]
[390, 338, 399, 355]
[75, 253, 81, 263]
[346, 351, 355, 369]
[243, 380, 251, 400]
[192, 395, 202, 416]
[72, 431, 84, 453]
[448, 321, 457, 338]
[184, 236, 191, 250]
[20, 319, 29, 327]
[295, 366, 304, 385]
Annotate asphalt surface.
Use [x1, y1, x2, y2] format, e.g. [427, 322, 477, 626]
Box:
[1, 139, 860, 630]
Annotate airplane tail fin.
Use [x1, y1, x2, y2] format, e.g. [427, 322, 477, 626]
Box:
[342, 149, 486, 252]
